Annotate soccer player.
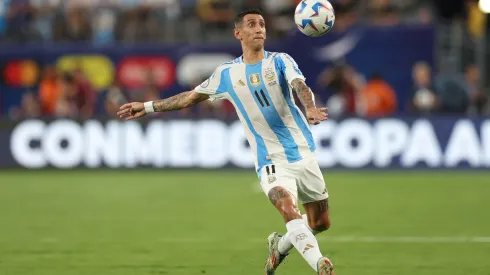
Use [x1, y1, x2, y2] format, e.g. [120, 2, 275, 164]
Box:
[117, 9, 334, 275]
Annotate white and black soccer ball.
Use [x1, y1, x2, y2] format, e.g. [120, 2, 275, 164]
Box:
[294, 0, 335, 37]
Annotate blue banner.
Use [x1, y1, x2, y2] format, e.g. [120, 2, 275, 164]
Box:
[0, 25, 434, 114]
[1, 116, 488, 169]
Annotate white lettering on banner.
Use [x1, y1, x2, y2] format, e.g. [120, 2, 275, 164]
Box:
[374, 119, 409, 167]
[311, 122, 336, 167]
[444, 120, 482, 167]
[229, 121, 254, 168]
[482, 121, 490, 167]
[123, 121, 166, 167]
[401, 120, 442, 167]
[334, 119, 373, 168]
[196, 120, 228, 168]
[44, 120, 84, 168]
[10, 120, 46, 168]
[169, 121, 194, 167]
[7, 118, 490, 169]
[84, 121, 121, 168]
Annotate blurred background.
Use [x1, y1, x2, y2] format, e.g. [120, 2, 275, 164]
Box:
[0, 1, 489, 275]
[1, 0, 490, 120]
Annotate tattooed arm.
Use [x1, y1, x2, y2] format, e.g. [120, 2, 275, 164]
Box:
[291, 78, 316, 109]
[153, 91, 209, 112]
[291, 78, 328, 125]
[117, 91, 209, 120]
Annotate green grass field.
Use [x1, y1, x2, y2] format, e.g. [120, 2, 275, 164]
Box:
[1, 170, 489, 275]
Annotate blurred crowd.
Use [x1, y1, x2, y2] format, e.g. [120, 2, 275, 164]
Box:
[2, 0, 490, 119]
[8, 64, 239, 120]
[317, 60, 489, 118]
[9, 58, 489, 121]
[0, 0, 437, 44]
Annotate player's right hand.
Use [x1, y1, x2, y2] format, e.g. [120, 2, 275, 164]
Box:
[306, 107, 328, 125]
[117, 102, 146, 120]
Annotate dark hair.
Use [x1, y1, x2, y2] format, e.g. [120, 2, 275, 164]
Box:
[234, 9, 264, 27]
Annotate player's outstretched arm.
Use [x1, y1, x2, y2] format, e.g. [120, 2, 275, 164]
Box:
[117, 90, 209, 120]
[291, 78, 328, 125]
[152, 91, 210, 112]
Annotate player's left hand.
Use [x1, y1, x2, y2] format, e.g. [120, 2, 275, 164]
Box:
[306, 107, 328, 125]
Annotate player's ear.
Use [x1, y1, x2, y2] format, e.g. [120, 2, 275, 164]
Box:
[234, 28, 241, 40]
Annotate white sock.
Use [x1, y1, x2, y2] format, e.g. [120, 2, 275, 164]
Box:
[283, 219, 323, 271]
[278, 214, 320, 254]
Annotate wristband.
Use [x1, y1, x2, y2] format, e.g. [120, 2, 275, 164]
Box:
[144, 101, 155, 113]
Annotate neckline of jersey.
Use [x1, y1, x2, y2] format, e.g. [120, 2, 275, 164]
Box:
[240, 51, 270, 65]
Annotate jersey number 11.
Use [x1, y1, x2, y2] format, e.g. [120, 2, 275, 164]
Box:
[254, 90, 270, 108]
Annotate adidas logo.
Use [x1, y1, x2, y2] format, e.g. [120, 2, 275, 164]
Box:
[303, 244, 315, 254]
[234, 80, 246, 88]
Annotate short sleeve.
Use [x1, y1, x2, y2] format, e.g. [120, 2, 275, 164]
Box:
[194, 66, 228, 101]
[280, 53, 306, 86]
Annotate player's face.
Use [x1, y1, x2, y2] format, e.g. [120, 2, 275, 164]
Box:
[235, 14, 267, 50]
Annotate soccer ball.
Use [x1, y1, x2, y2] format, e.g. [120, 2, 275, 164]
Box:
[294, 0, 335, 37]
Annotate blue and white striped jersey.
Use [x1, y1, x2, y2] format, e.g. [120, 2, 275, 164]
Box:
[195, 51, 316, 173]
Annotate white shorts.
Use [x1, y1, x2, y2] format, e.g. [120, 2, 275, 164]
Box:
[259, 157, 328, 204]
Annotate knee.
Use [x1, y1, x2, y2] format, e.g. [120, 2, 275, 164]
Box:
[310, 218, 331, 232]
[279, 204, 302, 222]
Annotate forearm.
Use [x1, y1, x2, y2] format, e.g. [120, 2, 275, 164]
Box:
[292, 79, 315, 109]
[152, 91, 208, 112]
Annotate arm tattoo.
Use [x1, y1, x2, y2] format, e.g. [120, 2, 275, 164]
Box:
[268, 187, 291, 205]
[153, 91, 208, 112]
[318, 199, 328, 213]
[291, 79, 315, 109]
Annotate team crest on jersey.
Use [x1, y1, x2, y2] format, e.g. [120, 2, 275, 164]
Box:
[264, 68, 277, 86]
[249, 73, 261, 87]
[265, 68, 276, 82]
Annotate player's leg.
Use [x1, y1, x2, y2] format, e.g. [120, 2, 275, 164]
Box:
[261, 164, 327, 273]
[268, 186, 327, 273]
[274, 205, 328, 257]
[274, 204, 326, 256]
[261, 164, 297, 274]
[276, 160, 330, 254]
[262, 164, 299, 274]
[303, 198, 330, 233]
[298, 158, 331, 233]
[297, 159, 334, 275]
[304, 199, 334, 274]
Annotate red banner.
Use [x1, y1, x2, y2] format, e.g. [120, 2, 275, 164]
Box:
[117, 56, 175, 89]
[3, 60, 40, 87]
